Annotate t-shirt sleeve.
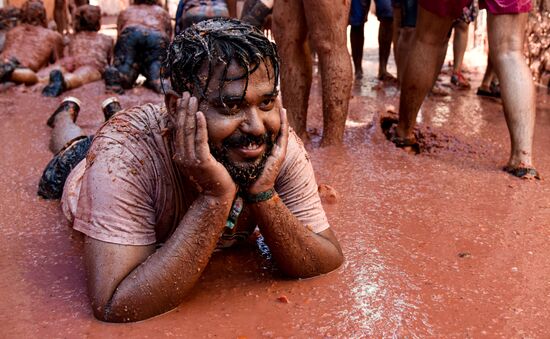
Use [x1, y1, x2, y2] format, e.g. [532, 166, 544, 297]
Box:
[274, 130, 330, 233]
[72, 138, 157, 246]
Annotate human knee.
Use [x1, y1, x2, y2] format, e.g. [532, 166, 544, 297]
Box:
[489, 30, 525, 63]
[311, 39, 333, 57]
[489, 35, 524, 59]
[312, 31, 348, 57]
[490, 48, 524, 69]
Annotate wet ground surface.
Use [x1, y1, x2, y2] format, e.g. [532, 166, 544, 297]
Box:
[2, 22, 550, 338]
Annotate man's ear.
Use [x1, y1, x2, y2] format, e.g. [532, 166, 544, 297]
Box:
[164, 89, 180, 119]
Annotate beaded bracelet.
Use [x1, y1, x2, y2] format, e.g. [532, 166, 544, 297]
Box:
[241, 188, 276, 203]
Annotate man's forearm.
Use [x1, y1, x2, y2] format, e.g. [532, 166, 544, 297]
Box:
[99, 194, 233, 322]
[250, 194, 343, 278]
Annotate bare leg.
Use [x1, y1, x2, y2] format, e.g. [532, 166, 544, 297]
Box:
[64, 66, 102, 90]
[378, 19, 395, 79]
[350, 24, 365, 79]
[479, 55, 498, 92]
[394, 0, 417, 83]
[480, 56, 495, 89]
[487, 12, 537, 174]
[226, 0, 237, 18]
[392, 6, 402, 70]
[10, 68, 39, 85]
[50, 110, 85, 154]
[396, 7, 453, 140]
[452, 21, 468, 74]
[450, 21, 470, 89]
[304, 0, 352, 146]
[396, 27, 415, 83]
[272, 0, 311, 139]
[54, 0, 68, 34]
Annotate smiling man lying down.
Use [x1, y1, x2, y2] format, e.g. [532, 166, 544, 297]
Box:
[60, 18, 343, 322]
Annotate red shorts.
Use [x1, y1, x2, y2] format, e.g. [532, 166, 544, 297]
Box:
[418, 0, 531, 18]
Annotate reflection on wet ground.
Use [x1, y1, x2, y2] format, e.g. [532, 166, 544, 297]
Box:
[1, 22, 550, 338]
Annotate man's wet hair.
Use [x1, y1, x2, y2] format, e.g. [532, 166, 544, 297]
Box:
[163, 18, 280, 104]
[21, 0, 46, 27]
[74, 5, 101, 32]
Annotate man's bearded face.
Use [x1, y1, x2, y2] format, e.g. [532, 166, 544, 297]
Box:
[209, 131, 274, 187]
[197, 59, 281, 188]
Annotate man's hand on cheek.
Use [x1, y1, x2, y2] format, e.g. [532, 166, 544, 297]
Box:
[172, 92, 237, 199]
[247, 108, 289, 196]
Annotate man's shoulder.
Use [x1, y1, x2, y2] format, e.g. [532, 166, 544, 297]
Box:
[286, 128, 308, 159]
[118, 102, 165, 117]
[108, 102, 166, 123]
[85, 103, 172, 182]
[95, 103, 169, 142]
[278, 128, 310, 178]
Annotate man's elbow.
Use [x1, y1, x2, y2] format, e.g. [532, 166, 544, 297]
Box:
[91, 305, 142, 323]
[91, 300, 125, 323]
[316, 250, 344, 276]
[90, 298, 138, 323]
[90, 296, 181, 323]
[286, 250, 344, 279]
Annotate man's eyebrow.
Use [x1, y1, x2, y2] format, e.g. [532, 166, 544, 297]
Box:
[263, 90, 279, 98]
[217, 90, 279, 104]
[220, 95, 243, 102]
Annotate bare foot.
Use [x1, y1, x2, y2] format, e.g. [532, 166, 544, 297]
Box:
[380, 116, 419, 154]
[503, 165, 541, 180]
[378, 71, 397, 83]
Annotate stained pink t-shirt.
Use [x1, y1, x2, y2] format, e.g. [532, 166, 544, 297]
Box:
[62, 104, 329, 246]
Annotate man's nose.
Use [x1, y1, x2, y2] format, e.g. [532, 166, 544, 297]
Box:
[240, 106, 266, 135]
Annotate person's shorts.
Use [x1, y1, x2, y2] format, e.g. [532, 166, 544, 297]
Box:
[418, 0, 531, 18]
[349, 0, 393, 26]
[37, 135, 93, 200]
[392, 0, 417, 27]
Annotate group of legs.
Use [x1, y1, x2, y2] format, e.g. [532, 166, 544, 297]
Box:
[4, 0, 540, 180]
[267, 0, 538, 178]
[349, 0, 395, 81]
[389, 2, 538, 178]
[272, 0, 352, 146]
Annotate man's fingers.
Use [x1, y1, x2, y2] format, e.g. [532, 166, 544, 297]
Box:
[275, 108, 289, 153]
[175, 92, 191, 151]
[184, 96, 199, 159]
[280, 108, 289, 139]
[176, 100, 187, 154]
[177, 92, 191, 116]
[195, 111, 210, 161]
